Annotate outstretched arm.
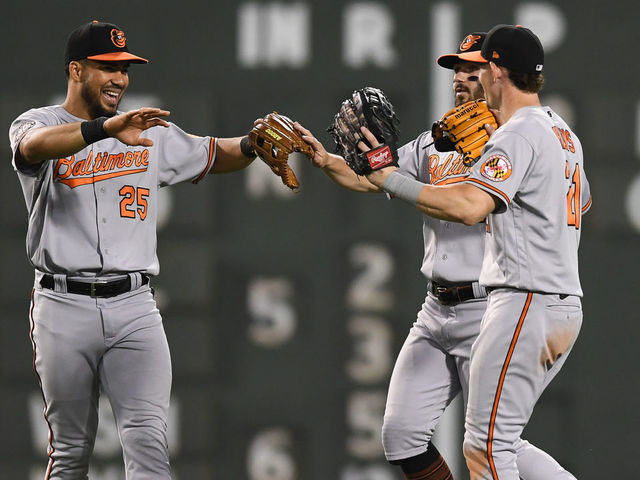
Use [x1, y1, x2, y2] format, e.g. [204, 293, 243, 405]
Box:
[362, 125, 499, 225]
[17, 107, 170, 167]
[294, 122, 380, 193]
[210, 137, 256, 174]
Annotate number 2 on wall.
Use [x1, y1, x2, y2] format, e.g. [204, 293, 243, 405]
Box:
[119, 185, 149, 220]
[566, 162, 581, 229]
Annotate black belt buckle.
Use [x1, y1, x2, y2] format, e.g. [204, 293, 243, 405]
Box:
[90, 280, 109, 298]
[433, 283, 456, 305]
[432, 282, 477, 305]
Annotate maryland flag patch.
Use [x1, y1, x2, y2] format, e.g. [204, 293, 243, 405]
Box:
[480, 154, 512, 182]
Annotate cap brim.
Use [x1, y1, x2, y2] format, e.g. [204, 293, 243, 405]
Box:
[457, 51, 486, 63]
[437, 51, 488, 69]
[437, 54, 461, 69]
[87, 52, 148, 63]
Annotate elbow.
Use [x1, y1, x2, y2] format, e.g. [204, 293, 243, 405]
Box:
[17, 135, 42, 165]
[457, 189, 497, 225]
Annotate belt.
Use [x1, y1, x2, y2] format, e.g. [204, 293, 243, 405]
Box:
[486, 287, 568, 300]
[40, 274, 149, 298]
[430, 281, 486, 305]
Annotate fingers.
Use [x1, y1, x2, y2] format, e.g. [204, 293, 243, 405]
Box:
[129, 107, 171, 127]
[136, 137, 155, 147]
[294, 122, 325, 153]
[293, 122, 331, 168]
[356, 140, 370, 152]
[148, 118, 170, 128]
[293, 122, 311, 137]
[360, 126, 379, 148]
[484, 123, 496, 136]
[134, 107, 171, 118]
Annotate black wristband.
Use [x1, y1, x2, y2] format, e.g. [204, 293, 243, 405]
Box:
[80, 117, 109, 145]
[240, 135, 256, 158]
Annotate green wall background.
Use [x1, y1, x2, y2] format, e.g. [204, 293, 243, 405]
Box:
[1, 1, 637, 478]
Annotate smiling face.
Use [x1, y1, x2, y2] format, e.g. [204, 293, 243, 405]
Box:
[73, 59, 130, 118]
[452, 61, 485, 106]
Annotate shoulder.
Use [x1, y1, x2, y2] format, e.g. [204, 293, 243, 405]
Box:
[13, 105, 74, 126]
[399, 130, 433, 153]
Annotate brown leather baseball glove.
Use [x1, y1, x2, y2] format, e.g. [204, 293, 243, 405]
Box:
[431, 100, 498, 166]
[248, 112, 314, 191]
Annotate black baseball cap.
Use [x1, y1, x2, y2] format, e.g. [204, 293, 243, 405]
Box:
[437, 32, 488, 69]
[464, 24, 543, 74]
[64, 20, 148, 66]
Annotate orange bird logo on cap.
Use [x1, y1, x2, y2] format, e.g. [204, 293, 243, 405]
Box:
[459, 34, 481, 51]
[111, 29, 127, 48]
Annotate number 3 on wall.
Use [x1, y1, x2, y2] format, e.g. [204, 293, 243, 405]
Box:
[119, 185, 150, 220]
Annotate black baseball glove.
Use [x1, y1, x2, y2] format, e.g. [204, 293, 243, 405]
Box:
[328, 87, 400, 175]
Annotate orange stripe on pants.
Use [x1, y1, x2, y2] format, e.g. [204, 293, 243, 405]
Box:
[486, 292, 533, 479]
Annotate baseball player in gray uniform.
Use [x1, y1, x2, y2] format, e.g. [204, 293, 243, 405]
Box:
[363, 25, 591, 480]
[297, 32, 578, 480]
[9, 20, 261, 479]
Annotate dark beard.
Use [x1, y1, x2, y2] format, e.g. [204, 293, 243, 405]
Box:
[80, 82, 117, 118]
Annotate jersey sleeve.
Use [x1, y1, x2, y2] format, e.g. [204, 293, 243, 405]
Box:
[463, 130, 535, 213]
[580, 167, 592, 214]
[9, 108, 59, 175]
[150, 123, 216, 187]
[397, 130, 432, 182]
[381, 131, 432, 201]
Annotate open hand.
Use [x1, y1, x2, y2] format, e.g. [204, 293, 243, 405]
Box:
[294, 122, 331, 168]
[104, 107, 170, 147]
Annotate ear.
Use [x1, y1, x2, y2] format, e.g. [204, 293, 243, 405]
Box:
[489, 62, 503, 81]
[68, 61, 83, 81]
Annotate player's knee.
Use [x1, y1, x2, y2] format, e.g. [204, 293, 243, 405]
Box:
[49, 442, 93, 478]
[382, 411, 430, 457]
[119, 422, 169, 465]
[463, 428, 488, 471]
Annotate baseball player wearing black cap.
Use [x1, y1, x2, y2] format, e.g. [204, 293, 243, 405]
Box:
[9, 20, 263, 479]
[297, 30, 578, 480]
[362, 24, 591, 480]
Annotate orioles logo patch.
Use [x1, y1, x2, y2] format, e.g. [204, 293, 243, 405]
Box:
[480, 154, 512, 182]
[111, 29, 126, 48]
[459, 34, 481, 51]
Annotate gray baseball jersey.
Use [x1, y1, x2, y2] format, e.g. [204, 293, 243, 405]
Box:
[382, 130, 576, 478]
[10, 104, 216, 479]
[10, 105, 216, 276]
[461, 106, 589, 479]
[464, 106, 591, 295]
[396, 131, 485, 284]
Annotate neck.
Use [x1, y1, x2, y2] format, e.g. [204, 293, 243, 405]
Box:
[499, 85, 541, 122]
[61, 87, 92, 120]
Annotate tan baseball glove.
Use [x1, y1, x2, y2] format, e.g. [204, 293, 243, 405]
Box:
[431, 100, 498, 166]
[248, 112, 314, 191]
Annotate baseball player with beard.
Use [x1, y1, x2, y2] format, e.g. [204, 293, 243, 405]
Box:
[9, 20, 262, 479]
[297, 32, 578, 480]
[362, 25, 591, 480]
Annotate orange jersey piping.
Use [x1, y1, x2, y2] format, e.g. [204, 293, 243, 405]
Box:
[193, 137, 216, 184]
[487, 292, 533, 479]
[29, 289, 56, 479]
[464, 178, 510, 205]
